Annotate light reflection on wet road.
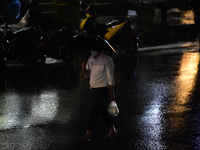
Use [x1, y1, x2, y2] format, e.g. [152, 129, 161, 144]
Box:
[0, 48, 200, 150]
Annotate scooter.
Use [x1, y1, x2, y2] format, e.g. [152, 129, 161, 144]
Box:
[0, 8, 46, 68]
[42, 22, 75, 63]
[80, 4, 138, 53]
[0, 25, 46, 67]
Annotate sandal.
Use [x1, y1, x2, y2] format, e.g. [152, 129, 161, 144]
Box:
[78, 136, 91, 143]
[104, 131, 118, 140]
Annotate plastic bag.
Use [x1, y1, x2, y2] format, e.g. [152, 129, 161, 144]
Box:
[108, 101, 119, 116]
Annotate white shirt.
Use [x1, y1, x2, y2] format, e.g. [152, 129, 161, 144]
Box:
[86, 53, 115, 88]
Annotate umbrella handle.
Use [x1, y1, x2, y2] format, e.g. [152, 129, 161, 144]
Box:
[102, 38, 118, 54]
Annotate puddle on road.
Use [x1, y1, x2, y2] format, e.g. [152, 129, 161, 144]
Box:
[0, 51, 200, 149]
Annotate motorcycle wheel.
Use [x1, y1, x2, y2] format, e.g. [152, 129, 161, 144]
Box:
[36, 53, 46, 65]
[29, 49, 46, 65]
[60, 47, 74, 64]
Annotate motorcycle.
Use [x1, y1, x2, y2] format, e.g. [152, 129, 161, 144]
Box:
[0, 8, 46, 68]
[80, 4, 139, 53]
[0, 7, 74, 68]
[42, 22, 75, 63]
[0, 26, 46, 67]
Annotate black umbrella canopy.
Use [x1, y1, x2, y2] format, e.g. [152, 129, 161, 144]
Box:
[67, 35, 117, 54]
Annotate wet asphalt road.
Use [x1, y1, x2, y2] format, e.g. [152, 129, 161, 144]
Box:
[0, 46, 200, 150]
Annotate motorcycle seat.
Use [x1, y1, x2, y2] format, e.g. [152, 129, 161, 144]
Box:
[0, 24, 23, 37]
[0, 26, 34, 40]
[12, 27, 32, 35]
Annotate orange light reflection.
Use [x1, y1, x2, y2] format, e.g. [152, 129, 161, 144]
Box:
[181, 10, 194, 24]
[170, 52, 199, 113]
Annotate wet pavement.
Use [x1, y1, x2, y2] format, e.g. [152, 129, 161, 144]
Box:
[0, 44, 200, 150]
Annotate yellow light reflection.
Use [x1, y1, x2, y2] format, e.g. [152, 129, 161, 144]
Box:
[181, 10, 194, 24]
[168, 52, 199, 137]
[170, 53, 199, 113]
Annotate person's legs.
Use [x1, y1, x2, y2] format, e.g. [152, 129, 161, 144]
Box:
[87, 88, 106, 130]
[81, 88, 107, 141]
[101, 104, 113, 127]
[99, 88, 117, 138]
[80, 130, 92, 142]
[100, 102, 117, 133]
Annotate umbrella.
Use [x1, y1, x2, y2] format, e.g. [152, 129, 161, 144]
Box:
[67, 35, 118, 54]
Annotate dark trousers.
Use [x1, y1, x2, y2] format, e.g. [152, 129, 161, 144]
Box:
[87, 87, 113, 131]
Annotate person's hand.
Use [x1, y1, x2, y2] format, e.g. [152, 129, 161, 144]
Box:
[81, 62, 86, 70]
[108, 85, 115, 101]
[109, 92, 115, 101]
[81, 62, 90, 78]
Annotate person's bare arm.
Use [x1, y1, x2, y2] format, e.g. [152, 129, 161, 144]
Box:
[108, 85, 115, 101]
[81, 62, 90, 78]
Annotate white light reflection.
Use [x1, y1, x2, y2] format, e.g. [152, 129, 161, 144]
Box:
[27, 91, 59, 126]
[0, 93, 22, 130]
[139, 83, 166, 149]
[0, 90, 59, 130]
[0, 90, 61, 149]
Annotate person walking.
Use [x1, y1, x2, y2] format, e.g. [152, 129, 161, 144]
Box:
[190, 0, 200, 51]
[80, 49, 118, 142]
